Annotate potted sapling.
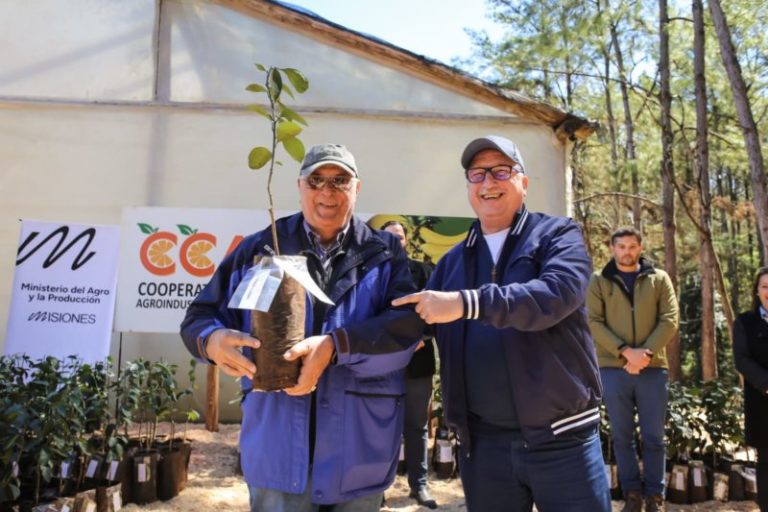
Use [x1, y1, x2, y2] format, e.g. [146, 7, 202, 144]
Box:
[234, 63, 332, 391]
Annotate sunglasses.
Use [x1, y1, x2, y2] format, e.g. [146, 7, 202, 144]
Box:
[465, 164, 523, 183]
[303, 174, 357, 191]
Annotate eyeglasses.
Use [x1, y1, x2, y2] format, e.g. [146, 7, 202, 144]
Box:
[465, 164, 523, 183]
[303, 174, 357, 191]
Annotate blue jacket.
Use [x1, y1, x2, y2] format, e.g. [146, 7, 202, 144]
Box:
[428, 209, 603, 449]
[180, 213, 422, 504]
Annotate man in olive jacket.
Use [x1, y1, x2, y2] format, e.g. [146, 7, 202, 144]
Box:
[587, 226, 679, 512]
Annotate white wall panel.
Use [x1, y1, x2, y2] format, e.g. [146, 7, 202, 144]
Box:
[164, 1, 512, 117]
[0, 0, 156, 100]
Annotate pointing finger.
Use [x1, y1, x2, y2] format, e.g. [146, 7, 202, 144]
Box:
[392, 292, 423, 307]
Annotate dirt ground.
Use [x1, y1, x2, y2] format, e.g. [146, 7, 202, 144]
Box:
[121, 423, 760, 512]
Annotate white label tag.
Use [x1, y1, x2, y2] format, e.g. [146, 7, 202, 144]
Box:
[693, 468, 702, 487]
[399, 442, 405, 461]
[61, 461, 70, 478]
[11, 461, 18, 477]
[86, 459, 99, 478]
[137, 462, 147, 483]
[437, 440, 453, 462]
[112, 491, 122, 511]
[675, 471, 684, 490]
[742, 467, 757, 492]
[714, 479, 728, 500]
[107, 460, 119, 481]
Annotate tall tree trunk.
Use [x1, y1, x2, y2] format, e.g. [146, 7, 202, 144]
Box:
[609, 20, 640, 229]
[708, 0, 768, 265]
[659, 0, 681, 381]
[693, 0, 717, 381]
[601, 46, 622, 226]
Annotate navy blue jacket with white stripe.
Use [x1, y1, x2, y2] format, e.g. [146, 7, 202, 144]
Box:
[428, 207, 603, 449]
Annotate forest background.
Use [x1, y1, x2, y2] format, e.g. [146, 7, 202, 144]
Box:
[455, 0, 768, 385]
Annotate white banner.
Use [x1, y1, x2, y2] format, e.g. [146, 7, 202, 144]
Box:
[115, 207, 285, 333]
[4, 220, 120, 363]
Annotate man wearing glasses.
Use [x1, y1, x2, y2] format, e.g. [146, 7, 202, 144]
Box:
[181, 143, 423, 511]
[394, 135, 610, 511]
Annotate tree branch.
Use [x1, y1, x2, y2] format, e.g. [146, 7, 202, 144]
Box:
[574, 191, 660, 207]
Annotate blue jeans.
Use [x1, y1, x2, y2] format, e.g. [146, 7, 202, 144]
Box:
[403, 376, 433, 491]
[600, 367, 668, 497]
[248, 483, 382, 512]
[459, 427, 611, 512]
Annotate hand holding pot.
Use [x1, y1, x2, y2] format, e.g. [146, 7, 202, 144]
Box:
[282, 335, 335, 396]
[206, 328, 261, 378]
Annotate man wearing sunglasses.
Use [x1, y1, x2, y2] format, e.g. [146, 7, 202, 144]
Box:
[182, 143, 423, 511]
[394, 135, 610, 511]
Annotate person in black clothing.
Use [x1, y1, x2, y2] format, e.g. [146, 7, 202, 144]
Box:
[733, 266, 768, 512]
[382, 220, 438, 510]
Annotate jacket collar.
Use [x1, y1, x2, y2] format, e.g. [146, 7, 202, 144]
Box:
[273, 212, 384, 255]
[464, 204, 529, 249]
[601, 256, 655, 280]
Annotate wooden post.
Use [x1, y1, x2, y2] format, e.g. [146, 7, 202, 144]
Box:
[206, 365, 219, 432]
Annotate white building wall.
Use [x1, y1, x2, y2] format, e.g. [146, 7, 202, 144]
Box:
[0, 0, 157, 101]
[0, 0, 569, 420]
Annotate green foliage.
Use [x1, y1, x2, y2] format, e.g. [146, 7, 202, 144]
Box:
[0, 354, 196, 506]
[700, 379, 744, 465]
[245, 63, 310, 256]
[665, 381, 706, 463]
[664, 380, 745, 465]
[466, 0, 768, 379]
[246, 64, 310, 171]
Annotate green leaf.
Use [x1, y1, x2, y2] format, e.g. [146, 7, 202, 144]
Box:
[138, 223, 156, 234]
[267, 68, 283, 100]
[282, 137, 305, 162]
[245, 83, 267, 93]
[247, 104, 271, 119]
[276, 120, 302, 142]
[254, 63, 266, 71]
[177, 224, 197, 236]
[248, 147, 272, 169]
[280, 105, 308, 126]
[281, 68, 309, 93]
[281, 84, 295, 99]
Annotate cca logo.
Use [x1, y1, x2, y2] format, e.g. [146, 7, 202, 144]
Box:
[138, 224, 243, 277]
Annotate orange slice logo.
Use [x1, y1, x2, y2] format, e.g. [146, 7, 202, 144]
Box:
[140, 232, 178, 276]
[180, 233, 217, 277]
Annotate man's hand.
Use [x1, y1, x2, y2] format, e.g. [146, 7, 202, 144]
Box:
[392, 291, 463, 324]
[282, 335, 335, 396]
[205, 328, 260, 378]
[620, 347, 651, 374]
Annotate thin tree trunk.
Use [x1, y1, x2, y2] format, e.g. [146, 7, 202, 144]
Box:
[599, 41, 621, 226]
[708, 0, 768, 265]
[609, 20, 640, 229]
[659, 0, 681, 381]
[693, 0, 717, 381]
